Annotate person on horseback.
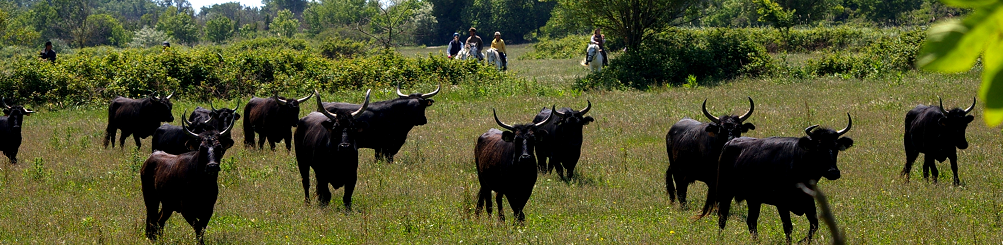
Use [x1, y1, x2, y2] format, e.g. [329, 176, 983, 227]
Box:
[585, 28, 607, 66]
[491, 32, 508, 70]
[447, 32, 463, 59]
[466, 27, 484, 60]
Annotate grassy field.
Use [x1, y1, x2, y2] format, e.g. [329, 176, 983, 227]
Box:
[0, 44, 1001, 244]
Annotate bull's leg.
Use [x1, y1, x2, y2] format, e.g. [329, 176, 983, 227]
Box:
[484, 190, 494, 215]
[133, 134, 143, 149]
[495, 193, 505, 222]
[196, 210, 214, 245]
[508, 194, 528, 222]
[119, 130, 131, 149]
[5, 149, 18, 165]
[284, 131, 293, 151]
[267, 137, 277, 151]
[181, 212, 204, 244]
[553, 158, 567, 180]
[298, 164, 311, 204]
[746, 202, 761, 240]
[777, 207, 793, 244]
[930, 158, 941, 183]
[716, 196, 731, 230]
[475, 187, 489, 216]
[104, 125, 116, 148]
[922, 154, 935, 181]
[144, 199, 160, 239]
[674, 175, 690, 207]
[156, 208, 173, 237]
[666, 167, 677, 202]
[243, 125, 255, 147]
[800, 204, 819, 244]
[343, 176, 357, 211]
[902, 149, 919, 180]
[257, 133, 266, 149]
[949, 153, 961, 186]
[316, 177, 332, 206]
[536, 154, 548, 173]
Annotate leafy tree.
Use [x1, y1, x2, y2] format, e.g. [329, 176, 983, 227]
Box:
[156, 6, 199, 45]
[83, 14, 129, 47]
[557, 0, 703, 50]
[128, 25, 171, 48]
[53, 0, 93, 48]
[0, 7, 39, 46]
[850, 0, 924, 24]
[359, 0, 427, 48]
[917, 0, 1003, 126]
[264, 0, 308, 15]
[240, 22, 260, 39]
[205, 15, 234, 43]
[302, 0, 372, 35]
[755, 0, 795, 30]
[269, 9, 299, 37]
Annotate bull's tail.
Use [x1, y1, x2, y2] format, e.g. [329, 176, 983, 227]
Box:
[666, 166, 676, 201]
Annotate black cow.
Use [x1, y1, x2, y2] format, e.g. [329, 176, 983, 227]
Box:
[141, 116, 235, 243]
[474, 108, 553, 222]
[295, 90, 370, 209]
[902, 97, 976, 185]
[0, 100, 34, 164]
[702, 114, 853, 243]
[151, 110, 213, 155]
[189, 101, 241, 132]
[324, 84, 439, 162]
[533, 100, 593, 179]
[104, 93, 175, 149]
[665, 97, 755, 208]
[243, 93, 313, 150]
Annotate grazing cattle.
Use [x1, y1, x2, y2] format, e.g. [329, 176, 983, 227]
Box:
[701, 114, 853, 243]
[243, 93, 313, 150]
[104, 93, 175, 149]
[474, 108, 553, 222]
[141, 116, 235, 243]
[151, 110, 213, 155]
[0, 100, 34, 164]
[295, 90, 370, 208]
[189, 101, 241, 132]
[323, 84, 439, 162]
[665, 97, 755, 208]
[533, 100, 594, 179]
[902, 97, 976, 185]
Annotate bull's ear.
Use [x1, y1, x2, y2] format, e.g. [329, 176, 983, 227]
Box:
[742, 123, 755, 132]
[797, 137, 815, 150]
[837, 137, 854, 151]
[705, 123, 720, 134]
[425, 99, 435, 106]
[964, 115, 974, 123]
[501, 131, 515, 142]
[583, 116, 594, 125]
[2, 109, 9, 116]
[221, 138, 235, 149]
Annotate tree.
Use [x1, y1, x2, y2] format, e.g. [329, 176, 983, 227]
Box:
[156, 6, 199, 45]
[264, 0, 308, 16]
[128, 25, 171, 48]
[303, 0, 371, 35]
[917, 0, 1003, 127]
[0, 7, 39, 46]
[204, 15, 234, 43]
[558, 0, 704, 50]
[358, 0, 426, 48]
[755, 0, 795, 31]
[83, 14, 129, 47]
[53, 0, 93, 48]
[269, 9, 299, 37]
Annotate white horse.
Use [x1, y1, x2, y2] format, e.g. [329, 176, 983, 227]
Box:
[582, 42, 604, 72]
[458, 43, 483, 61]
[485, 48, 503, 70]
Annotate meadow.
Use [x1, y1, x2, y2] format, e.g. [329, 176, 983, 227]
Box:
[0, 44, 1001, 244]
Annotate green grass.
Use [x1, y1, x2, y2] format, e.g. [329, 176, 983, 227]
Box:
[0, 48, 1002, 244]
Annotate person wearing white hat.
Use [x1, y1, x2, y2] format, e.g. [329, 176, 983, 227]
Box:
[491, 31, 507, 70]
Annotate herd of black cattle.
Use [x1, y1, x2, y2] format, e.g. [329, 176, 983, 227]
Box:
[0, 85, 979, 243]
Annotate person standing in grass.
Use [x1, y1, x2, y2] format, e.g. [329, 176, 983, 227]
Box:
[586, 28, 607, 67]
[491, 32, 508, 70]
[466, 27, 483, 60]
[447, 33, 463, 59]
[39, 41, 56, 62]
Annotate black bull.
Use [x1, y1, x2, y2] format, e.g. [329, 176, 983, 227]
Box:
[474, 108, 553, 222]
[532, 101, 593, 179]
[295, 90, 370, 209]
[323, 84, 439, 162]
[702, 114, 853, 243]
[104, 94, 175, 149]
[901, 97, 976, 186]
[243, 93, 313, 150]
[0, 100, 35, 164]
[665, 97, 755, 208]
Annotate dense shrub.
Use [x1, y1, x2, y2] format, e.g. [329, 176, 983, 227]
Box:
[802, 28, 924, 78]
[0, 39, 520, 106]
[520, 35, 590, 60]
[319, 38, 369, 59]
[228, 37, 308, 51]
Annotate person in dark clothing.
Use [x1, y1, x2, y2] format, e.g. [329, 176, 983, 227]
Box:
[447, 33, 463, 58]
[39, 41, 56, 62]
[465, 27, 484, 60]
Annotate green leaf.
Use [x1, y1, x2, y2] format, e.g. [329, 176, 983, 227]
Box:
[917, 6, 1003, 72]
[981, 31, 1003, 126]
[942, 0, 998, 8]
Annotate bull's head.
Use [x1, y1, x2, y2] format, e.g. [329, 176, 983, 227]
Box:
[703, 97, 755, 141]
[210, 100, 241, 131]
[396, 82, 440, 126]
[184, 109, 213, 134]
[799, 113, 854, 181]
[275, 93, 313, 125]
[317, 90, 370, 151]
[494, 107, 554, 165]
[182, 114, 234, 174]
[149, 92, 175, 122]
[553, 100, 595, 127]
[1, 99, 35, 131]
[938, 96, 976, 149]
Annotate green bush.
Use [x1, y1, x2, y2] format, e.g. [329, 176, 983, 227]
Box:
[319, 38, 368, 59]
[520, 35, 590, 60]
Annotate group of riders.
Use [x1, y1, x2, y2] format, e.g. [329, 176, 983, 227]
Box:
[446, 27, 608, 70]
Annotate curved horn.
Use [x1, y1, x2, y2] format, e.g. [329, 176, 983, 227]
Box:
[554, 108, 568, 117]
[738, 97, 755, 122]
[964, 97, 976, 114]
[233, 99, 241, 111]
[701, 99, 721, 124]
[274, 95, 288, 106]
[165, 92, 173, 100]
[534, 106, 556, 127]
[210, 101, 216, 111]
[23, 108, 34, 114]
[220, 116, 235, 138]
[1, 98, 10, 109]
[580, 100, 592, 115]
[493, 109, 515, 131]
[296, 93, 314, 103]
[181, 110, 198, 138]
[938, 96, 948, 115]
[314, 90, 337, 121]
[421, 84, 441, 99]
[837, 113, 852, 136]
[804, 125, 819, 137]
[396, 82, 409, 97]
[352, 89, 371, 119]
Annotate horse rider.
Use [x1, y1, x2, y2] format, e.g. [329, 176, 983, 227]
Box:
[447, 33, 463, 59]
[585, 28, 608, 67]
[491, 32, 508, 70]
[466, 27, 484, 60]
